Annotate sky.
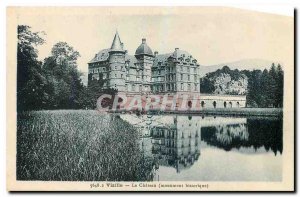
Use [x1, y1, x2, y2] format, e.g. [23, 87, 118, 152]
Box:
[12, 7, 294, 73]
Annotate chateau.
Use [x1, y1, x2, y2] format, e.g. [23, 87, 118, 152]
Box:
[88, 31, 200, 94]
[88, 31, 246, 109]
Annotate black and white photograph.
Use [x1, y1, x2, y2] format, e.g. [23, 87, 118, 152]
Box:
[6, 6, 294, 191]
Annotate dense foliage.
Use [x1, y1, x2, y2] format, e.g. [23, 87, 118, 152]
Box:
[17, 25, 116, 111]
[200, 65, 284, 108]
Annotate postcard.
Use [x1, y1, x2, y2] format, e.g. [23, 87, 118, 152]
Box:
[6, 6, 294, 191]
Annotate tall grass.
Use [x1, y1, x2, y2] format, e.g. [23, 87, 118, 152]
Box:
[17, 110, 155, 181]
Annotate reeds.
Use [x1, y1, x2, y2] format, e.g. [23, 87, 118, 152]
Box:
[17, 110, 155, 181]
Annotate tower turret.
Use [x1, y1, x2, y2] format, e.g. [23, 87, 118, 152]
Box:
[108, 31, 126, 92]
[134, 38, 154, 93]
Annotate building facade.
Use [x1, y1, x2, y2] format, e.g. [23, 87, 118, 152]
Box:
[88, 31, 200, 94]
[88, 31, 246, 108]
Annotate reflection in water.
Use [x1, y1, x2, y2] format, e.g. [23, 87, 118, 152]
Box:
[120, 114, 283, 181]
[150, 120, 201, 173]
[201, 118, 282, 155]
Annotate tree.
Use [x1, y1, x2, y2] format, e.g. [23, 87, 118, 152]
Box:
[200, 64, 284, 108]
[17, 25, 47, 111]
[267, 63, 278, 107]
[83, 74, 118, 109]
[200, 77, 215, 93]
[276, 64, 284, 107]
[43, 42, 84, 109]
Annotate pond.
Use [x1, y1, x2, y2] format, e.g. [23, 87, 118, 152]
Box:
[120, 114, 283, 182]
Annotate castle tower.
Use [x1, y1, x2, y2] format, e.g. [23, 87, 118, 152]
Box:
[108, 31, 126, 92]
[135, 38, 154, 94]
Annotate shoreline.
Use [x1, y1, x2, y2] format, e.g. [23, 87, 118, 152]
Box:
[110, 108, 283, 117]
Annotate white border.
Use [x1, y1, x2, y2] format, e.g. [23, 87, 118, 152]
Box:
[1, 0, 297, 196]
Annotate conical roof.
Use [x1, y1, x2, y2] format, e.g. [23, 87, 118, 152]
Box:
[111, 31, 124, 51]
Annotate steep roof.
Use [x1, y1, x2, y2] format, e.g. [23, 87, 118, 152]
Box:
[125, 54, 137, 68]
[172, 49, 192, 59]
[111, 31, 124, 51]
[135, 38, 153, 56]
[88, 48, 110, 63]
[153, 53, 172, 65]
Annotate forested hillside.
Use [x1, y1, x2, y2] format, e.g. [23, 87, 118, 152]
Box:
[200, 65, 284, 108]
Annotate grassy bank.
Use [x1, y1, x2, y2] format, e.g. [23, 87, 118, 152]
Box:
[144, 108, 283, 117]
[17, 110, 154, 181]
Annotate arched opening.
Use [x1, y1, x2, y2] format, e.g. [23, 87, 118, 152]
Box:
[237, 102, 240, 108]
[188, 100, 192, 108]
[224, 102, 227, 108]
[117, 97, 123, 109]
[213, 101, 216, 108]
[201, 101, 205, 108]
[229, 102, 232, 108]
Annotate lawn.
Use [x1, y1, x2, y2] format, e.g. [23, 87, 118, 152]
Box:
[17, 110, 155, 181]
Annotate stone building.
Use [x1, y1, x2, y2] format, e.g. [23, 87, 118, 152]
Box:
[88, 31, 246, 108]
[88, 31, 200, 94]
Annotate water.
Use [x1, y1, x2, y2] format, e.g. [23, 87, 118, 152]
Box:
[120, 114, 283, 182]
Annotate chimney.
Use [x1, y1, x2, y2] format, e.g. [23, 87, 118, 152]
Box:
[175, 48, 179, 51]
[142, 38, 146, 44]
[154, 51, 158, 57]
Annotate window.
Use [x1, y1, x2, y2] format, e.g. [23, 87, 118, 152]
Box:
[115, 74, 117, 77]
[194, 83, 197, 91]
[115, 65, 117, 70]
[132, 85, 135, 92]
[125, 84, 128, 90]
[194, 67, 196, 73]
[181, 74, 183, 80]
[103, 67, 106, 71]
[121, 74, 123, 78]
[181, 83, 183, 90]
[188, 84, 191, 91]
[187, 67, 190, 72]
[139, 85, 142, 92]
[181, 66, 183, 71]
[188, 75, 190, 81]
[194, 75, 197, 82]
